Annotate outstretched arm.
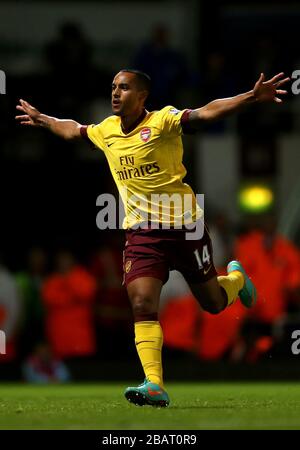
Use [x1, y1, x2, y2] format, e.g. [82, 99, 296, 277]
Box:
[15, 99, 82, 140]
[187, 72, 290, 127]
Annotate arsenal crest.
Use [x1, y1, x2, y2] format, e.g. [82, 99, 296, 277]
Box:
[140, 127, 151, 142]
[125, 260, 132, 273]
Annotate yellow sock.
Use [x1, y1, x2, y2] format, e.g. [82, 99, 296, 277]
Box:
[217, 270, 245, 306]
[134, 321, 164, 388]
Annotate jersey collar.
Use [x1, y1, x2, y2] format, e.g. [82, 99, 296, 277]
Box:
[121, 109, 147, 134]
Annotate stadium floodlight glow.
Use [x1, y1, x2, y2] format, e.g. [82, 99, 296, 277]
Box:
[238, 184, 274, 214]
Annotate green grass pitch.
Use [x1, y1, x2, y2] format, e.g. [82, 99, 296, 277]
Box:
[0, 382, 299, 429]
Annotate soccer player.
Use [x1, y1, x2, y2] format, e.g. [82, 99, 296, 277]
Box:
[16, 69, 289, 407]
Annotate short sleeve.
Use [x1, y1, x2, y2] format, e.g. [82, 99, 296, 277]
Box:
[159, 106, 188, 137]
[85, 123, 106, 152]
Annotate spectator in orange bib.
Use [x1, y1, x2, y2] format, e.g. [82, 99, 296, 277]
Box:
[42, 250, 97, 360]
[159, 270, 199, 354]
[234, 215, 300, 361]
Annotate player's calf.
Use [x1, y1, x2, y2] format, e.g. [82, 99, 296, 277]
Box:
[189, 278, 227, 315]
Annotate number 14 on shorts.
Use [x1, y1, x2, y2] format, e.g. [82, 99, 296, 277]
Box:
[194, 245, 211, 270]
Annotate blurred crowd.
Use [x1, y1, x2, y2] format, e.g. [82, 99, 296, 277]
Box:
[1, 213, 300, 383]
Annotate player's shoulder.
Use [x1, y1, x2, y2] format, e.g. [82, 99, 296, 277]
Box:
[92, 114, 120, 129]
[148, 106, 184, 129]
[154, 105, 182, 117]
[88, 115, 120, 136]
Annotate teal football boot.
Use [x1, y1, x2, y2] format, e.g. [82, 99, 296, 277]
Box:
[227, 260, 257, 308]
[125, 379, 170, 407]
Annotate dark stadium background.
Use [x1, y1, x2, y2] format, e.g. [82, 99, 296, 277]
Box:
[0, 0, 300, 384]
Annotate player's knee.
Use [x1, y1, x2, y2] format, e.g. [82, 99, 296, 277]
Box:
[131, 293, 156, 316]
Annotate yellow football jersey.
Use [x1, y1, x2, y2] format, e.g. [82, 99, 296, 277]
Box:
[87, 105, 203, 229]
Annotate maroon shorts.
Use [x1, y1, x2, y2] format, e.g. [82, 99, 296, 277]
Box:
[123, 222, 217, 287]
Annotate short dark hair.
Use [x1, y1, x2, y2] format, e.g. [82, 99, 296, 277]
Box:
[119, 69, 151, 93]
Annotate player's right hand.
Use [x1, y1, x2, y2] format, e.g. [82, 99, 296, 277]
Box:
[15, 99, 42, 126]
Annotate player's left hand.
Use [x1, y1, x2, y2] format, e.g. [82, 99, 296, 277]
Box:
[253, 72, 290, 103]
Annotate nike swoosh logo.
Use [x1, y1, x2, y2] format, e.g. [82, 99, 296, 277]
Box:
[203, 265, 212, 275]
[147, 387, 163, 396]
